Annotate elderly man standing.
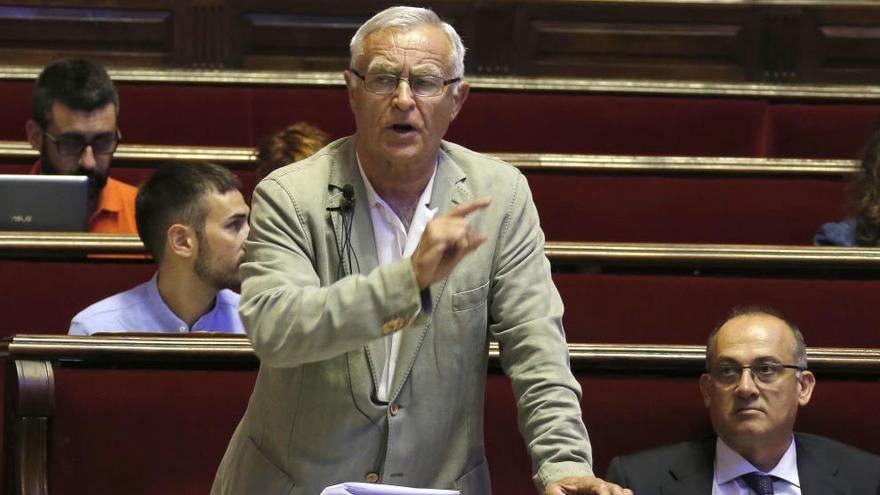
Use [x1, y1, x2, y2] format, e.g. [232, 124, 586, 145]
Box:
[606, 307, 880, 494]
[213, 6, 628, 495]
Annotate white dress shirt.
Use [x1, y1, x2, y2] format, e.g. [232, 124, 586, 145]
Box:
[357, 156, 438, 402]
[713, 436, 801, 495]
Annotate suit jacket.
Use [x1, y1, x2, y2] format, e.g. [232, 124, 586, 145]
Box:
[212, 137, 593, 495]
[605, 433, 880, 494]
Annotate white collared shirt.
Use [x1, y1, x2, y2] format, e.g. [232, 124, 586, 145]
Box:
[713, 436, 801, 495]
[356, 155, 439, 402]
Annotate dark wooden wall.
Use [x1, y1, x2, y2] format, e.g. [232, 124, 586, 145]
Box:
[0, 0, 878, 83]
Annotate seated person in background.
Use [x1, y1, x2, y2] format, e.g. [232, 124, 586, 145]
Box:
[254, 121, 329, 180]
[606, 306, 880, 494]
[814, 124, 880, 246]
[69, 161, 249, 335]
[26, 58, 137, 234]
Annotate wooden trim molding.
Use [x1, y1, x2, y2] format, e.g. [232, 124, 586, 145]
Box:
[2, 66, 880, 100]
[543, 242, 880, 268]
[2, 334, 879, 375]
[4, 359, 53, 495]
[0, 141, 859, 175]
[3, 234, 880, 269]
[0, 232, 146, 255]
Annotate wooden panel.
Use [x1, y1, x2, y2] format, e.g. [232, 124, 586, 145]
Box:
[0, 3, 175, 67]
[241, 11, 362, 70]
[0, 1, 880, 82]
[239, 2, 473, 71]
[515, 4, 755, 80]
[801, 8, 880, 83]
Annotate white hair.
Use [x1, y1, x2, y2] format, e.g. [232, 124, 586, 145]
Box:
[349, 6, 466, 79]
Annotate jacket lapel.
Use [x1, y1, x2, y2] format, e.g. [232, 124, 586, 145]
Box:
[388, 147, 471, 400]
[327, 142, 386, 394]
[660, 439, 715, 495]
[796, 434, 846, 495]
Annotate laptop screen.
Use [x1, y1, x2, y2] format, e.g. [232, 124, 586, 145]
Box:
[0, 175, 89, 231]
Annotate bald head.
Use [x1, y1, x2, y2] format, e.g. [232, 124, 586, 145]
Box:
[706, 307, 807, 370]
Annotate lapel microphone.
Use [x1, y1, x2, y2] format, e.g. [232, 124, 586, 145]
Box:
[328, 184, 359, 277]
[341, 184, 355, 211]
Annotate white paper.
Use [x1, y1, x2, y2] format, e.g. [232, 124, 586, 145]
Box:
[320, 482, 459, 495]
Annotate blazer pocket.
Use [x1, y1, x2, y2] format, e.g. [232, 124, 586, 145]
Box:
[452, 281, 490, 313]
[228, 437, 295, 495]
[455, 458, 491, 495]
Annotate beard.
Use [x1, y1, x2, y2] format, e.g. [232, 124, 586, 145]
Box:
[40, 144, 108, 200]
[193, 237, 244, 291]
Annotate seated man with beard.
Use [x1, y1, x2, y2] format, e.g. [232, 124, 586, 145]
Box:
[69, 161, 249, 335]
[26, 58, 137, 234]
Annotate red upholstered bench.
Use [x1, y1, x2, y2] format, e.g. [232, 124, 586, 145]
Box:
[1, 77, 878, 158]
[526, 169, 849, 244]
[0, 146, 854, 244]
[555, 272, 880, 347]
[5, 239, 880, 347]
[4, 338, 877, 495]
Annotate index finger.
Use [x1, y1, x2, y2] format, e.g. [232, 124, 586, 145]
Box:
[446, 197, 491, 218]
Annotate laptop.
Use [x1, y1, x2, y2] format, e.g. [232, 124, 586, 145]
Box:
[0, 175, 89, 231]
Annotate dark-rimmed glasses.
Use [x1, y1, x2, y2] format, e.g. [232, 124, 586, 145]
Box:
[350, 69, 460, 97]
[44, 129, 121, 157]
[708, 360, 805, 386]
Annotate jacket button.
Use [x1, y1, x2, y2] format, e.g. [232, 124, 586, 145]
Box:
[365, 472, 380, 483]
[390, 403, 400, 416]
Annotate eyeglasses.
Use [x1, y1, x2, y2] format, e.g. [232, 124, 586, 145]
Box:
[350, 69, 461, 97]
[708, 360, 805, 386]
[44, 129, 121, 157]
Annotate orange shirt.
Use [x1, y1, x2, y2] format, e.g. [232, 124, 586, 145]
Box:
[30, 161, 138, 234]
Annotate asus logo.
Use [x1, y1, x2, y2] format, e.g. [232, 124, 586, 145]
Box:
[11, 215, 33, 223]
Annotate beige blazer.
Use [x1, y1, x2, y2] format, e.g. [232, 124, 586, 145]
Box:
[212, 137, 593, 495]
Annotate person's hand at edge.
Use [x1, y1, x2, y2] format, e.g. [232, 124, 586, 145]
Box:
[545, 476, 634, 495]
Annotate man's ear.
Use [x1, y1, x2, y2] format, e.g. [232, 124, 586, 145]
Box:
[797, 370, 816, 407]
[26, 120, 43, 151]
[450, 80, 470, 121]
[167, 224, 196, 259]
[344, 69, 357, 114]
[699, 373, 713, 408]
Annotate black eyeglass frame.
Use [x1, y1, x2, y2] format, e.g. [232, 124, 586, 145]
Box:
[350, 69, 461, 97]
[43, 128, 122, 157]
[707, 361, 806, 386]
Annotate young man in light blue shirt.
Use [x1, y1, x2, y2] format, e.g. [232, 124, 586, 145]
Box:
[70, 161, 249, 335]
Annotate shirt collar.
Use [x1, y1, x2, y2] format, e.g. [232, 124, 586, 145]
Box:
[95, 177, 124, 214]
[355, 154, 439, 222]
[145, 272, 189, 331]
[715, 436, 800, 488]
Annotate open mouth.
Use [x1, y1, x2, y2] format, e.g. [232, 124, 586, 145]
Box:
[390, 123, 416, 134]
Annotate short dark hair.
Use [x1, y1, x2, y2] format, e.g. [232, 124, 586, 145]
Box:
[706, 306, 807, 369]
[136, 161, 241, 260]
[32, 59, 120, 129]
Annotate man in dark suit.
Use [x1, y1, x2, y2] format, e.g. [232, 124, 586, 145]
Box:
[606, 307, 880, 494]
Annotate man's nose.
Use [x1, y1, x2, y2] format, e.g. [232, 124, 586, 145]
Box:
[392, 78, 416, 111]
[734, 367, 759, 396]
[78, 145, 97, 170]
